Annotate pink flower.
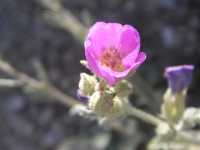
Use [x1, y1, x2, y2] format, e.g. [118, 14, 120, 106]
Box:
[84, 22, 146, 85]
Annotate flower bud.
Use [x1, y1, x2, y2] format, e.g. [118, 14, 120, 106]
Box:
[162, 65, 194, 124]
[162, 88, 186, 124]
[78, 73, 97, 97]
[88, 91, 124, 118]
[164, 65, 194, 94]
[76, 89, 89, 103]
[113, 80, 133, 97]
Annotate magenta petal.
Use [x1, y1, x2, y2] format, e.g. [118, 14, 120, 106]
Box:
[85, 44, 101, 77]
[97, 66, 118, 85]
[119, 25, 140, 58]
[130, 52, 147, 71]
[85, 44, 118, 85]
[110, 52, 146, 78]
[123, 50, 139, 68]
[98, 52, 146, 85]
[85, 22, 123, 57]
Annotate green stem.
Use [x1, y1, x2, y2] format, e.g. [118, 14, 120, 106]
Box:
[126, 105, 163, 126]
[126, 105, 200, 145]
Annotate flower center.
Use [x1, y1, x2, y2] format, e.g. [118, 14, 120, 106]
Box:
[100, 47, 125, 72]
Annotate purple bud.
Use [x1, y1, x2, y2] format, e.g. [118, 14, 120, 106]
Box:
[164, 65, 194, 94]
[76, 89, 89, 103]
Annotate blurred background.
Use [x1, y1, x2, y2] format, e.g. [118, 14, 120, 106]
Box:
[0, 0, 200, 149]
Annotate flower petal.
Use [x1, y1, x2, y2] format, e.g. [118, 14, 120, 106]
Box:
[85, 22, 123, 58]
[85, 45, 118, 85]
[112, 51, 146, 78]
[164, 65, 194, 93]
[119, 25, 140, 58]
[98, 52, 146, 85]
[97, 66, 118, 85]
[85, 43, 101, 77]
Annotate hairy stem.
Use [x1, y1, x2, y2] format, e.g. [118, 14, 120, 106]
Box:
[0, 58, 81, 107]
[126, 104, 163, 126]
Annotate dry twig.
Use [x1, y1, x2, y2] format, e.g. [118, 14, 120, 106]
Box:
[0, 59, 81, 107]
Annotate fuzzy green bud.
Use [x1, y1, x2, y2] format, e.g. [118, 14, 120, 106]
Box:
[88, 91, 124, 118]
[162, 88, 186, 124]
[113, 80, 133, 97]
[78, 73, 97, 97]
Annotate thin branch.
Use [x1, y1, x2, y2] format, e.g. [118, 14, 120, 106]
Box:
[0, 79, 22, 87]
[0, 59, 81, 107]
[38, 0, 87, 42]
[33, 59, 49, 84]
[126, 104, 163, 126]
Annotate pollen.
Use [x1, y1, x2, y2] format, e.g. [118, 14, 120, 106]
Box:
[100, 47, 125, 72]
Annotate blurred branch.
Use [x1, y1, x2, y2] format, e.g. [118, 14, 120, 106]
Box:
[33, 59, 49, 84]
[149, 140, 200, 150]
[0, 59, 81, 107]
[149, 130, 200, 149]
[127, 104, 163, 126]
[38, 0, 87, 42]
[0, 79, 22, 87]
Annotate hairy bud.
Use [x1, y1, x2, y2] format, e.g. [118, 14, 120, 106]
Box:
[88, 91, 124, 118]
[113, 80, 133, 97]
[162, 88, 186, 124]
[78, 73, 97, 97]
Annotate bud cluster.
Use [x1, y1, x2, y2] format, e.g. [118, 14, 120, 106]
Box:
[77, 72, 133, 119]
[161, 65, 194, 125]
